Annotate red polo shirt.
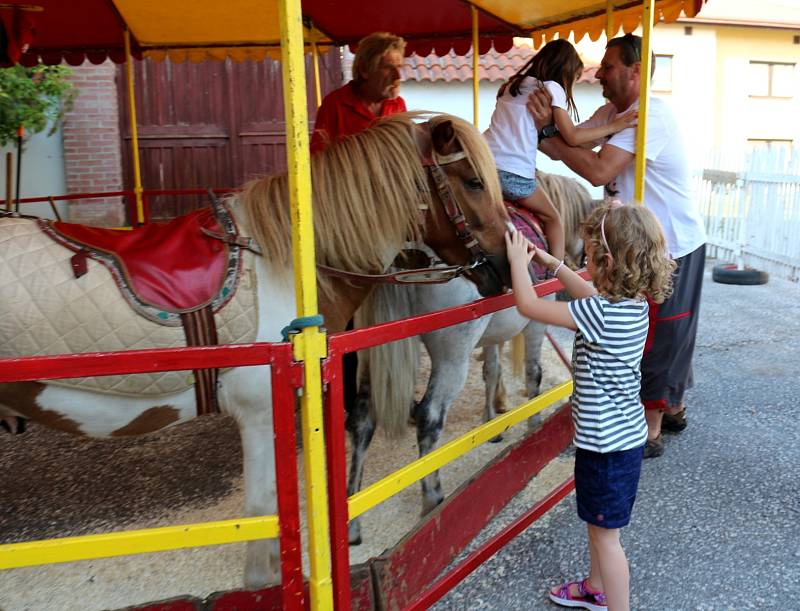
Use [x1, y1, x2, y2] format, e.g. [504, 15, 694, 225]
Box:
[310, 81, 407, 153]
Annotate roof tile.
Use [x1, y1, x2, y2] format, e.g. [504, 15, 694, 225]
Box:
[403, 45, 598, 84]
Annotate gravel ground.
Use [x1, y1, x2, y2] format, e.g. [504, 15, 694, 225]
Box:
[0, 335, 571, 610]
[434, 260, 800, 611]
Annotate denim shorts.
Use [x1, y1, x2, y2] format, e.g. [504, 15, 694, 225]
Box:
[574, 445, 644, 528]
[498, 169, 536, 201]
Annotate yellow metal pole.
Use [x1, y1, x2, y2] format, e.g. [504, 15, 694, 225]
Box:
[312, 42, 322, 108]
[277, 1, 332, 610]
[606, 0, 616, 39]
[123, 29, 145, 225]
[634, 0, 655, 204]
[471, 4, 480, 128]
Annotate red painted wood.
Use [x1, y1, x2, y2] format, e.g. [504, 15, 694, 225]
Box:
[321, 346, 353, 611]
[372, 403, 575, 610]
[349, 565, 375, 611]
[117, 53, 342, 220]
[272, 344, 306, 611]
[405, 477, 575, 610]
[122, 598, 200, 611]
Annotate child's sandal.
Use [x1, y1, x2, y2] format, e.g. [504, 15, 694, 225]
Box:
[548, 578, 608, 611]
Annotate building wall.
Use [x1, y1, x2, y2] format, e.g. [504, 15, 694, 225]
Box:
[712, 26, 799, 156]
[0, 127, 67, 219]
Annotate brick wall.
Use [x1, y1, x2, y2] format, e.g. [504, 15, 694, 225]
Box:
[62, 60, 125, 226]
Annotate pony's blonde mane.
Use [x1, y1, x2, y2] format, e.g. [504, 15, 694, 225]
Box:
[233, 112, 498, 300]
[535, 170, 597, 267]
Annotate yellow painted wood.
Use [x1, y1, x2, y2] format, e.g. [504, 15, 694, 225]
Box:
[348, 380, 573, 519]
[278, 0, 332, 609]
[0, 516, 278, 570]
[472, 4, 480, 128]
[124, 29, 145, 225]
[634, 0, 655, 205]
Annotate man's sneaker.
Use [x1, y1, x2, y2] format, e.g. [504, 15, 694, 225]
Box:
[662, 409, 687, 433]
[644, 434, 664, 459]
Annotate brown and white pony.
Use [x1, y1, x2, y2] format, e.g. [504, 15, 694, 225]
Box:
[0, 113, 510, 588]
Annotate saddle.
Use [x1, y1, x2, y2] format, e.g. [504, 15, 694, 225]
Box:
[505, 202, 549, 282]
[39, 204, 244, 324]
[36, 201, 249, 416]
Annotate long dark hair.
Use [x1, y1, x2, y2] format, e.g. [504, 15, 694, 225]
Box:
[506, 39, 583, 121]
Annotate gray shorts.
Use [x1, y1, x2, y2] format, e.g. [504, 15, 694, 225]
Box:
[498, 169, 536, 201]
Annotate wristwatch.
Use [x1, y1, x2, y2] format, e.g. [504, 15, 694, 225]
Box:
[537, 123, 558, 140]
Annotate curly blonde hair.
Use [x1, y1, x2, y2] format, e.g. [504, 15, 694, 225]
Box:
[581, 203, 676, 303]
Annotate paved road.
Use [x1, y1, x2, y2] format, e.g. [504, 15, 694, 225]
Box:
[436, 261, 800, 610]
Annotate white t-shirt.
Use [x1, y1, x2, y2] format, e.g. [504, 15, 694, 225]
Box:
[483, 77, 568, 179]
[568, 295, 649, 453]
[580, 97, 706, 258]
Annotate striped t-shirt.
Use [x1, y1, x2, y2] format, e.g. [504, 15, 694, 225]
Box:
[567, 295, 649, 453]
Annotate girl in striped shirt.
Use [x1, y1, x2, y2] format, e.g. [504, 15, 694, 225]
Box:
[505, 202, 675, 611]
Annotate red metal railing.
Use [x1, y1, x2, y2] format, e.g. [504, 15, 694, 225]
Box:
[322, 274, 584, 611]
[0, 340, 306, 610]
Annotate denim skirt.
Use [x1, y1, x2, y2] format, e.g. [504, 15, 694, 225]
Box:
[498, 169, 536, 200]
[574, 445, 644, 529]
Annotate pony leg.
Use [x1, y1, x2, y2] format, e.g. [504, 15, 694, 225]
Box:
[237, 407, 280, 589]
[481, 345, 504, 443]
[415, 358, 470, 514]
[345, 382, 375, 545]
[524, 317, 547, 431]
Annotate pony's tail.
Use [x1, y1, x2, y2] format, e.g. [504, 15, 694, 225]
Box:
[355, 283, 420, 439]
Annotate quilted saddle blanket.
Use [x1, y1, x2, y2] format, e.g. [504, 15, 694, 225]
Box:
[0, 215, 258, 397]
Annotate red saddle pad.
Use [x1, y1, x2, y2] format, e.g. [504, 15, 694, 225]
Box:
[49, 208, 229, 312]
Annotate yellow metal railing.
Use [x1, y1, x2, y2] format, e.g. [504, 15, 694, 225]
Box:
[349, 380, 573, 519]
[0, 515, 279, 570]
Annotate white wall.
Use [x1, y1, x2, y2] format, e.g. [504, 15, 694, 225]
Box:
[0, 126, 67, 219]
[402, 80, 606, 198]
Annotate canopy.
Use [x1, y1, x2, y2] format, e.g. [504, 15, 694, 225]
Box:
[7, 0, 706, 65]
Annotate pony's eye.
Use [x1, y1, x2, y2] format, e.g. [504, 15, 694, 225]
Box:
[464, 178, 484, 191]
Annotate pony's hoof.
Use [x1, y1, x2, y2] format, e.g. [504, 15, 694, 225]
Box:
[349, 536, 362, 546]
[489, 434, 504, 444]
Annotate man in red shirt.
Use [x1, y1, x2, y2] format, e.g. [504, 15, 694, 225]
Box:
[310, 31, 407, 153]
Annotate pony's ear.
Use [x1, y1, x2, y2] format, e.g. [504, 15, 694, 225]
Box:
[431, 120, 458, 155]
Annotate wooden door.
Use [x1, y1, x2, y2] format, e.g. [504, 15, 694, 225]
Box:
[119, 51, 342, 220]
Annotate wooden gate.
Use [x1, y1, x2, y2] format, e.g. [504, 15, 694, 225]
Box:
[118, 51, 342, 220]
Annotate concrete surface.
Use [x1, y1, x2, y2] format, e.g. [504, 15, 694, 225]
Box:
[435, 260, 800, 611]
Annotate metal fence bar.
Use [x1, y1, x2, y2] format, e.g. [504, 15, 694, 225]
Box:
[696, 147, 800, 282]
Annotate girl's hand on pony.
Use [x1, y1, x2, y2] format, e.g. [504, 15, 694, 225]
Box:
[505, 229, 535, 267]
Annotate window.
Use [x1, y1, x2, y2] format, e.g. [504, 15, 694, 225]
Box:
[651, 54, 673, 92]
[748, 61, 796, 98]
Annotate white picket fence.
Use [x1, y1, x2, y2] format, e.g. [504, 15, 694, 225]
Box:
[694, 148, 800, 282]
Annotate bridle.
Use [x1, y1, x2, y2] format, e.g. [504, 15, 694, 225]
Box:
[418, 138, 507, 290]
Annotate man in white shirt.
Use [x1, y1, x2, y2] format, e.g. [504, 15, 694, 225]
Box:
[528, 33, 707, 458]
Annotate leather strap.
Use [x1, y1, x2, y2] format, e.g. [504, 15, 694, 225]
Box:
[180, 306, 220, 416]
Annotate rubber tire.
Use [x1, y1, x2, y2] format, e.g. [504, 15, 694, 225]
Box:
[711, 263, 769, 286]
